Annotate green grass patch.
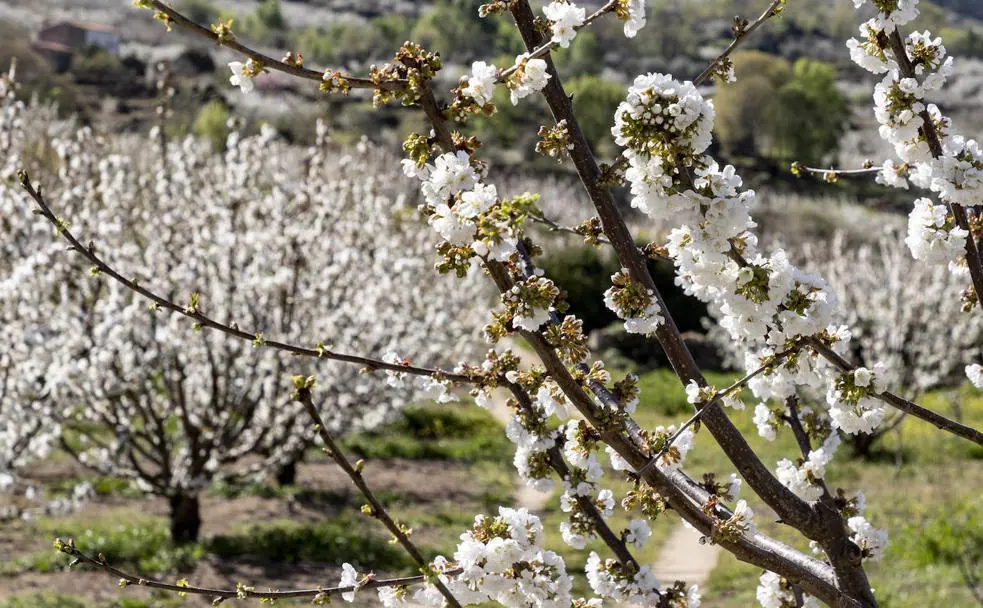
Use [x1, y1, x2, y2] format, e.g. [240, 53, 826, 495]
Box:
[206, 515, 414, 572]
[1, 517, 204, 576]
[635, 368, 748, 417]
[343, 403, 511, 463]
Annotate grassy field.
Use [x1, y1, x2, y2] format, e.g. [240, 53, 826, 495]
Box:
[1, 371, 981, 607]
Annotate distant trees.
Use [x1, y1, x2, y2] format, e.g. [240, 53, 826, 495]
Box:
[714, 51, 847, 164]
[566, 74, 624, 158]
[2, 88, 483, 542]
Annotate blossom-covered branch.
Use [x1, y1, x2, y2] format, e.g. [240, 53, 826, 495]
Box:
[506, 0, 825, 542]
[808, 337, 983, 445]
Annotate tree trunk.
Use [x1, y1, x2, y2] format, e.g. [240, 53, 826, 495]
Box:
[275, 453, 304, 486]
[168, 493, 201, 544]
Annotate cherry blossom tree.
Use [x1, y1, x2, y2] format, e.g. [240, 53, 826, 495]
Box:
[0, 68, 76, 507]
[11, 0, 983, 605]
[2, 83, 483, 541]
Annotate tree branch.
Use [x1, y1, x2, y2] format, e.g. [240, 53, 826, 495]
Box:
[53, 538, 453, 602]
[294, 383, 462, 607]
[507, 0, 821, 538]
[18, 173, 477, 386]
[884, 29, 983, 308]
[692, 0, 788, 87]
[808, 337, 983, 446]
[140, 0, 402, 91]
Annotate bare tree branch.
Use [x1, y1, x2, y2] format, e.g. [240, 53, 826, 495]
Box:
[17, 173, 478, 386]
[53, 537, 453, 602]
[294, 382, 462, 607]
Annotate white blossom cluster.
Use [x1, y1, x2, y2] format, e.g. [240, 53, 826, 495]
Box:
[826, 365, 888, 435]
[406, 151, 521, 262]
[1, 91, 482, 506]
[449, 507, 573, 607]
[586, 551, 700, 606]
[602, 268, 665, 334]
[462, 61, 499, 107]
[510, 56, 551, 105]
[775, 433, 840, 502]
[610, 71, 891, 585]
[847, 514, 890, 561]
[543, 1, 586, 48]
[756, 571, 821, 608]
[848, 0, 982, 271]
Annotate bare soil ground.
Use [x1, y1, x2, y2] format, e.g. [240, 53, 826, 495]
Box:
[0, 455, 496, 606]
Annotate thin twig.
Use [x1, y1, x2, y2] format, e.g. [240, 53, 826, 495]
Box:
[635, 342, 804, 477]
[693, 0, 788, 86]
[54, 538, 454, 602]
[795, 166, 882, 178]
[142, 0, 402, 91]
[808, 337, 983, 446]
[17, 173, 477, 385]
[295, 383, 461, 607]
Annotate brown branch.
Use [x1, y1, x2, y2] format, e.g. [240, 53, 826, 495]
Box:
[141, 0, 402, 91]
[294, 383, 461, 607]
[17, 173, 477, 386]
[693, 0, 788, 86]
[507, 0, 822, 538]
[808, 338, 983, 446]
[54, 538, 452, 602]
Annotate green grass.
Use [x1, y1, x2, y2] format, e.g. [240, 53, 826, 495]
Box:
[1, 517, 204, 576]
[342, 403, 512, 463]
[207, 514, 415, 572]
[635, 368, 750, 417]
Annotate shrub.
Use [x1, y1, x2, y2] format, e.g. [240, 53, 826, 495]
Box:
[191, 99, 229, 151]
[343, 405, 511, 463]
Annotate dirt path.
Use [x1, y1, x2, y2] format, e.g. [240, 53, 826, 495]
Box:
[650, 522, 722, 586]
